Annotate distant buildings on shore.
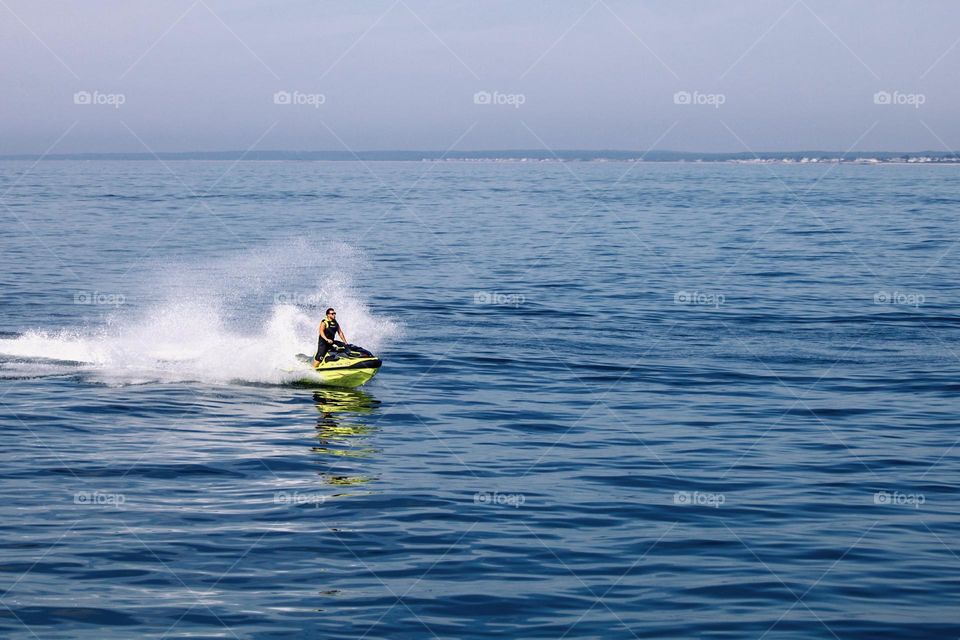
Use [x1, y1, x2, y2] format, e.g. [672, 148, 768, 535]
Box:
[436, 155, 959, 164]
[727, 155, 955, 164]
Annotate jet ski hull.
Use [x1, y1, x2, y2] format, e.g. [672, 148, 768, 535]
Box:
[313, 357, 382, 387]
[295, 348, 382, 388]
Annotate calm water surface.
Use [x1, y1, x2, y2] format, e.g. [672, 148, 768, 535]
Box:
[0, 161, 958, 638]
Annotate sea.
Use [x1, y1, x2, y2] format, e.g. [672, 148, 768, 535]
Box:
[0, 160, 958, 639]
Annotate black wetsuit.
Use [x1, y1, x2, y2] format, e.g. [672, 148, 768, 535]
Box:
[315, 318, 341, 361]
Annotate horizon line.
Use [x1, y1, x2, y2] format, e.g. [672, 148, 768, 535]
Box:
[1, 148, 958, 162]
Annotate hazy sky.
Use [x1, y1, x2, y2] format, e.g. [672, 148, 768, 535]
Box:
[2, 0, 958, 153]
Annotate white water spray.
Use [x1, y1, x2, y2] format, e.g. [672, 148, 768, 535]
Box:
[0, 242, 398, 385]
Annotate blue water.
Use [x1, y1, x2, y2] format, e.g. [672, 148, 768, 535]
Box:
[1, 160, 959, 639]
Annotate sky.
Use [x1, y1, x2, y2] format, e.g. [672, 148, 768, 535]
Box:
[1, 0, 958, 154]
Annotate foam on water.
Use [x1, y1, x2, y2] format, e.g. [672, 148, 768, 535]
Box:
[0, 242, 399, 385]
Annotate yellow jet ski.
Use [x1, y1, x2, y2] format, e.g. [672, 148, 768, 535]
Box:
[295, 343, 382, 388]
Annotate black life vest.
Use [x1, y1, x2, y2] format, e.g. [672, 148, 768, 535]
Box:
[321, 318, 340, 341]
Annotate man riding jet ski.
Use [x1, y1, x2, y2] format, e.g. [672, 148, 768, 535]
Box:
[313, 307, 346, 367]
[295, 308, 382, 388]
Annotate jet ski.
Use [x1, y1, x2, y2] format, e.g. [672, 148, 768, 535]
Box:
[294, 342, 382, 388]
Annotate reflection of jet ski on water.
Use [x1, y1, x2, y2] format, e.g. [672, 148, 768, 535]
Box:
[313, 389, 379, 444]
[312, 389, 380, 487]
[313, 389, 380, 415]
[294, 342, 382, 388]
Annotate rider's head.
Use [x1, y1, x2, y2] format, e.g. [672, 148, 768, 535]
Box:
[326, 308, 336, 318]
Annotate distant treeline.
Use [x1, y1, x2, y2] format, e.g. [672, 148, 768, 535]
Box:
[1, 150, 957, 162]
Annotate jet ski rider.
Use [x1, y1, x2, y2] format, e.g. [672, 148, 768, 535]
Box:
[314, 308, 349, 366]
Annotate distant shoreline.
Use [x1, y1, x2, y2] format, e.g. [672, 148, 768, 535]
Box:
[1, 150, 957, 164]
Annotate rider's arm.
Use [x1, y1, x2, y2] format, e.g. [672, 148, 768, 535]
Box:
[338, 327, 347, 344]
